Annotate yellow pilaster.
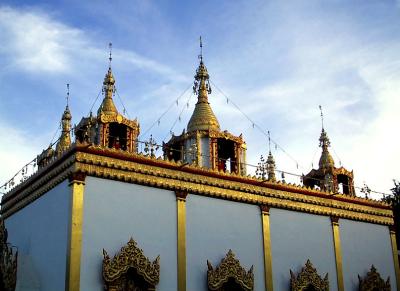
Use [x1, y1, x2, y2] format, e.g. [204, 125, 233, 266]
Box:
[331, 217, 344, 291]
[176, 191, 188, 291]
[261, 205, 273, 291]
[390, 227, 400, 291]
[66, 174, 85, 291]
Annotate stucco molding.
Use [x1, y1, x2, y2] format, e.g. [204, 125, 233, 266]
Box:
[207, 250, 254, 291]
[358, 265, 390, 291]
[290, 260, 329, 291]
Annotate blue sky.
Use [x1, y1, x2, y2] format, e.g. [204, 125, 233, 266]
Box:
[0, 0, 399, 196]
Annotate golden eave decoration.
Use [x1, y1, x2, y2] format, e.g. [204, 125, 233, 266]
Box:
[102, 238, 160, 287]
[358, 265, 390, 291]
[207, 250, 254, 291]
[290, 259, 329, 291]
[0, 219, 17, 291]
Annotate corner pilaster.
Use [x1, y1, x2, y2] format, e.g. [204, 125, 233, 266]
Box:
[331, 216, 344, 291]
[176, 191, 188, 291]
[261, 205, 273, 291]
[389, 226, 400, 291]
[66, 173, 86, 291]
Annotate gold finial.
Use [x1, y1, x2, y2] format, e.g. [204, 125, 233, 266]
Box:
[199, 36, 203, 62]
[66, 83, 70, 107]
[319, 105, 324, 129]
[268, 131, 271, 153]
[108, 42, 113, 68]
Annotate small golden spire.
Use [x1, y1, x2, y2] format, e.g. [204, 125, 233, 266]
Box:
[187, 37, 220, 132]
[98, 43, 118, 116]
[56, 84, 72, 156]
[317, 106, 334, 170]
[267, 131, 276, 182]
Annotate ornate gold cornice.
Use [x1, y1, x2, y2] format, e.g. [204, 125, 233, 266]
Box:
[103, 238, 160, 288]
[358, 265, 390, 291]
[0, 145, 394, 225]
[207, 250, 254, 291]
[290, 260, 329, 291]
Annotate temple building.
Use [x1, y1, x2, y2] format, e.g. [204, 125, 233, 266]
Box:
[0, 44, 399, 291]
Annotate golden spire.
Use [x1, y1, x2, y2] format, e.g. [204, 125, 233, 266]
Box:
[266, 131, 276, 182]
[98, 43, 118, 116]
[187, 37, 220, 132]
[56, 84, 72, 156]
[318, 106, 334, 170]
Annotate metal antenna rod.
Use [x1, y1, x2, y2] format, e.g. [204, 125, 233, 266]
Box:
[66, 83, 70, 107]
[108, 42, 113, 67]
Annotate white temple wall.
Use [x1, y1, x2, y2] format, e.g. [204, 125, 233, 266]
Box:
[269, 208, 338, 291]
[186, 194, 265, 291]
[81, 177, 177, 291]
[4, 181, 70, 291]
[340, 219, 396, 291]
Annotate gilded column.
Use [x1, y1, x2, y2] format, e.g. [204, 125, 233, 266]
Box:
[331, 217, 344, 291]
[261, 205, 273, 291]
[65, 173, 86, 291]
[389, 226, 400, 291]
[176, 191, 188, 291]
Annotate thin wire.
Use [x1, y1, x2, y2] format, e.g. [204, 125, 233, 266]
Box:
[163, 92, 194, 142]
[89, 89, 103, 115]
[210, 80, 302, 170]
[115, 88, 130, 119]
[141, 83, 193, 139]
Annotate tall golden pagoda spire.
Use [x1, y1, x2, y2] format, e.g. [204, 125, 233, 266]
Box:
[318, 106, 334, 171]
[98, 43, 118, 116]
[56, 84, 72, 156]
[187, 37, 220, 132]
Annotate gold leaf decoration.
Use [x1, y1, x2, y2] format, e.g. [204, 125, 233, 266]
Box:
[207, 249, 254, 291]
[290, 259, 329, 291]
[358, 265, 391, 291]
[0, 218, 17, 291]
[102, 238, 160, 290]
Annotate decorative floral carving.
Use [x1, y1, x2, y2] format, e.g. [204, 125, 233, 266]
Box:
[0, 218, 17, 291]
[102, 238, 160, 291]
[290, 259, 329, 291]
[358, 265, 390, 291]
[207, 249, 254, 291]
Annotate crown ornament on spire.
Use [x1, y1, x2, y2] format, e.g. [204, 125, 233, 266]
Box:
[193, 36, 212, 100]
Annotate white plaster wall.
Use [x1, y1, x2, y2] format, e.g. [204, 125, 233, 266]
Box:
[340, 219, 396, 291]
[200, 137, 210, 168]
[81, 177, 177, 291]
[186, 195, 265, 291]
[269, 208, 338, 291]
[5, 180, 70, 291]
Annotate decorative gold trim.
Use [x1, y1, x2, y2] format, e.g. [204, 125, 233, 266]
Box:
[358, 265, 391, 291]
[0, 218, 17, 291]
[1, 147, 393, 226]
[290, 259, 329, 291]
[330, 217, 343, 291]
[261, 205, 273, 291]
[207, 250, 254, 291]
[102, 238, 160, 290]
[390, 228, 400, 291]
[65, 174, 85, 291]
[176, 191, 187, 291]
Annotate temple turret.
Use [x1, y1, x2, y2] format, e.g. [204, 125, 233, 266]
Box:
[303, 108, 355, 195]
[266, 151, 277, 182]
[75, 44, 140, 152]
[164, 38, 246, 175]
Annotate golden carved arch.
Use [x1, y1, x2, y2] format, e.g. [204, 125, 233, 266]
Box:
[207, 249, 254, 291]
[0, 218, 17, 291]
[290, 260, 329, 291]
[102, 238, 160, 291]
[358, 265, 391, 291]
